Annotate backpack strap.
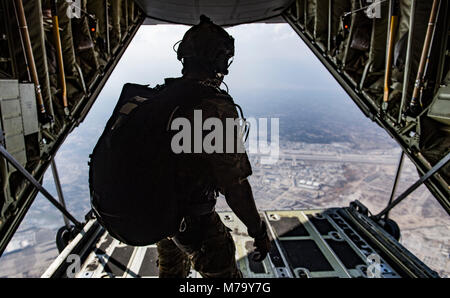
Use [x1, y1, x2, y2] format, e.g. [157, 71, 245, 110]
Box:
[111, 95, 151, 130]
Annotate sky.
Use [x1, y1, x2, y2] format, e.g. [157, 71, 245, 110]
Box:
[107, 24, 341, 93]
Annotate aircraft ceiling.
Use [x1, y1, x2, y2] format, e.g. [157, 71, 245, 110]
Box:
[135, 0, 293, 25]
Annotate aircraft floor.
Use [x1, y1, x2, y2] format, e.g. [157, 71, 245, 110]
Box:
[74, 210, 400, 278]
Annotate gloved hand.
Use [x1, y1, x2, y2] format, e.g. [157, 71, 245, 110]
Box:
[249, 221, 271, 262]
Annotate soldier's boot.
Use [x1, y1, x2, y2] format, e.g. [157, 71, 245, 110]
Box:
[156, 238, 191, 278]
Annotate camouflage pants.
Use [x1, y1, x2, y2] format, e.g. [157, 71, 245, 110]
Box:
[156, 212, 242, 278]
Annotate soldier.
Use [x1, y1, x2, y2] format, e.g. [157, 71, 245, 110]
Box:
[156, 15, 271, 278]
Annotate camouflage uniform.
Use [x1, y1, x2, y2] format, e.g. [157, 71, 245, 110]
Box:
[156, 77, 252, 278]
[156, 237, 191, 278]
[157, 213, 242, 278]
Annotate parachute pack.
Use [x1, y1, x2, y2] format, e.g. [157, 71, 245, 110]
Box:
[88, 82, 184, 246]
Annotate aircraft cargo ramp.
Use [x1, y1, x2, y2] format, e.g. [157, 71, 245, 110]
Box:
[42, 205, 438, 278]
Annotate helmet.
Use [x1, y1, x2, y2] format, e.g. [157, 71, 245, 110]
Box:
[177, 15, 234, 75]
